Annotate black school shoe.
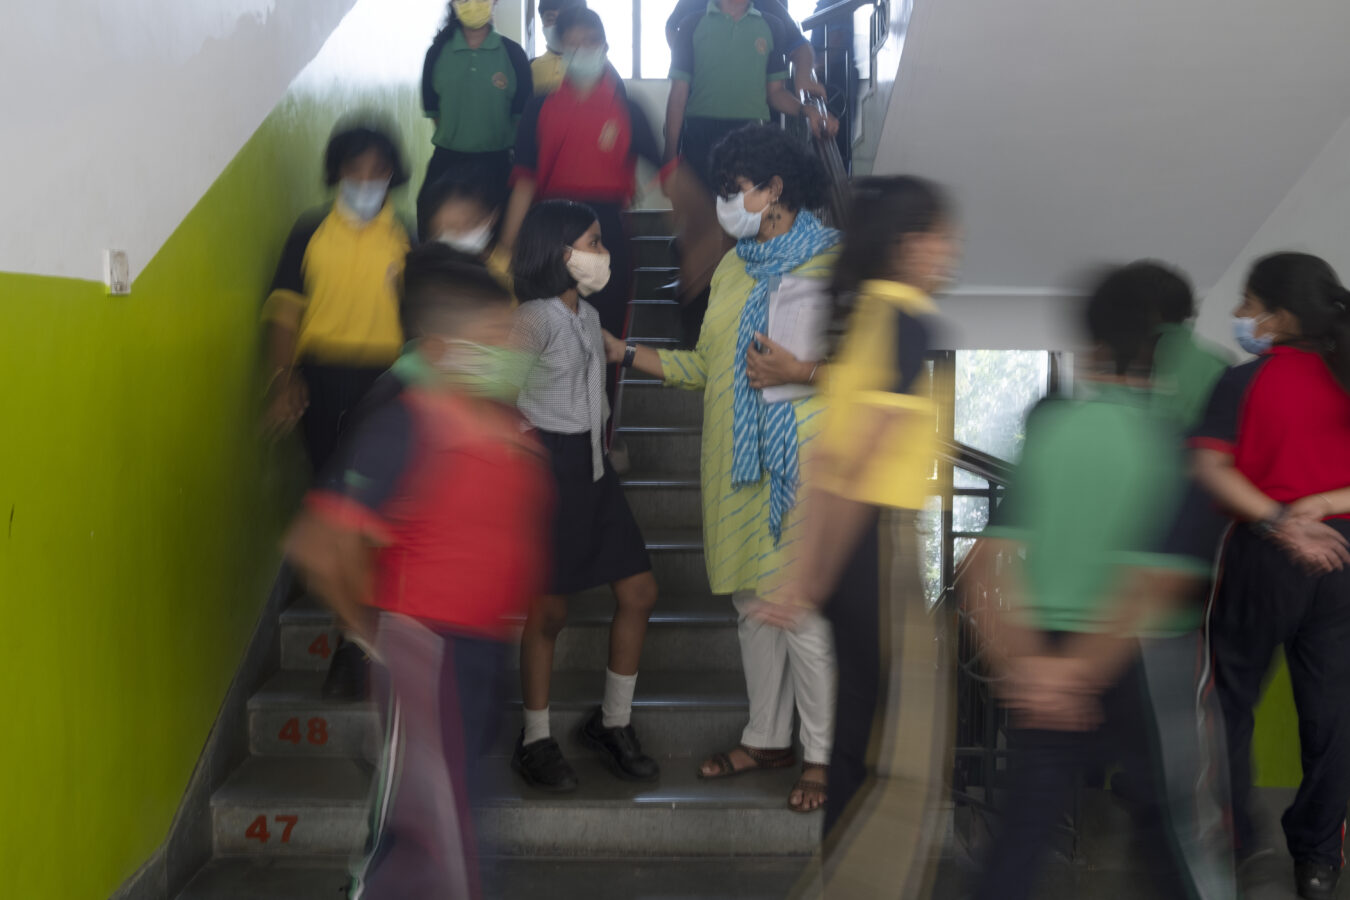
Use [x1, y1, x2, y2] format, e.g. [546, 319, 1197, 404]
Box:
[579, 706, 660, 782]
[320, 639, 369, 701]
[512, 732, 579, 793]
[1296, 861, 1340, 900]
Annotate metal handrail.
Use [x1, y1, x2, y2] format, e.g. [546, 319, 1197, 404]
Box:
[801, 0, 876, 31]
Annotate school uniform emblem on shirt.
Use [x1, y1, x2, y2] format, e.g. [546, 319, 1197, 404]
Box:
[492, 71, 508, 89]
[756, 37, 768, 55]
[598, 121, 619, 152]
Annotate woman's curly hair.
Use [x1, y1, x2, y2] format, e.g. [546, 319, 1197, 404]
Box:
[708, 124, 827, 213]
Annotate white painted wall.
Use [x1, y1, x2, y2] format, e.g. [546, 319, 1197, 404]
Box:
[1195, 114, 1350, 348]
[1, 0, 360, 282]
[869, 0, 1350, 346]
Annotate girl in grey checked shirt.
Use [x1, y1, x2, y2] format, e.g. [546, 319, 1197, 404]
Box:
[507, 200, 661, 792]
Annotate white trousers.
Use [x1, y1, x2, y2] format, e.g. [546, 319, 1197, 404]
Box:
[732, 590, 837, 764]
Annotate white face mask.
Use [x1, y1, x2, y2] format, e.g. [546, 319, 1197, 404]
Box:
[566, 248, 611, 297]
[438, 224, 493, 256]
[564, 46, 607, 88]
[716, 187, 765, 239]
[543, 24, 562, 53]
[339, 178, 389, 223]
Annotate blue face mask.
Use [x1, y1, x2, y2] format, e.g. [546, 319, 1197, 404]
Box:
[1233, 314, 1273, 355]
[339, 178, 389, 223]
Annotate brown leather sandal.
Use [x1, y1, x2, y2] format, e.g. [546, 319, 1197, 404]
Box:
[788, 762, 828, 813]
[697, 744, 796, 780]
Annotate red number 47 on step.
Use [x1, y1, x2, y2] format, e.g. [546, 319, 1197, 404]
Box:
[246, 814, 299, 844]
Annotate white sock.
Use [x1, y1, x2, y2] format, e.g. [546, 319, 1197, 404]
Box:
[601, 668, 638, 728]
[523, 706, 550, 745]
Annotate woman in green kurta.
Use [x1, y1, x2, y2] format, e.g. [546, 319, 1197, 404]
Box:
[604, 125, 840, 812]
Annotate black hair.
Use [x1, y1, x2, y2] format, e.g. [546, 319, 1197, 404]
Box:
[400, 243, 511, 338]
[1085, 264, 1166, 377]
[828, 176, 952, 309]
[708, 124, 827, 213]
[556, 6, 604, 43]
[1246, 252, 1350, 390]
[324, 115, 409, 188]
[540, 0, 585, 14]
[511, 200, 599, 302]
[416, 171, 502, 242]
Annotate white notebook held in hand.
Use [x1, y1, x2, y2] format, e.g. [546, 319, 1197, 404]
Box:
[761, 275, 831, 404]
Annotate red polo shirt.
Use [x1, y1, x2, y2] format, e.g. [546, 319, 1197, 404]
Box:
[511, 73, 663, 205]
[1190, 345, 1350, 518]
[307, 362, 553, 638]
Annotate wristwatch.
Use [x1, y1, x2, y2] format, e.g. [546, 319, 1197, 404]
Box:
[622, 344, 637, 369]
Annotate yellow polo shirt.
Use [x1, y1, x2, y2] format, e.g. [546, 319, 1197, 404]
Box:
[818, 280, 945, 510]
[262, 203, 410, 366]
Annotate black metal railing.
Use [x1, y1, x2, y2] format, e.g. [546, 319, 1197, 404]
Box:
[936, 442, 1082, 861]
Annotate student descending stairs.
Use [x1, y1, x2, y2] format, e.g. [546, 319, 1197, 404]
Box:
[175, 210, 818, 899]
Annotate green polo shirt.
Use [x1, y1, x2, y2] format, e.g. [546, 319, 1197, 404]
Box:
[1152, 322, 1230, 431]
[983, 384, 1209, 636]
[425, 29, 528, 153]
[670, 1, 790, 120]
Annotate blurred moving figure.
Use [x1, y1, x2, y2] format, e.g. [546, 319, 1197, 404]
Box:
[420, 172, 514, 297]
[664, 0, 826, 105]
[420, 0, 532, 214]
[1139, 261, 1231, 430]
[529, 0, 586, 97]
[611, 125, 840, 813]
[663, 0, 835, 348]
[262, 116, 412, 702]
[509, 200, 660, 792]
[1191, 253, 1350, 900]
[502, 7, 669, 412]
[969, 268, 1238, 900]
[761, 176, 960, 897]
[283, 246, 550, 900]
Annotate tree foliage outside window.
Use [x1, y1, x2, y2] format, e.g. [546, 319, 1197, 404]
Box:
[921, 351, 1054, 602]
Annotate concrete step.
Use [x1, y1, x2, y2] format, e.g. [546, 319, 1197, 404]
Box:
[624, 474, 703, 532]
[249, 668, 751, 762]
[645, 527, 711, 596]
[479, 758, 822, 856]
[178, 856, 811, 900]
[619, 380, 704, 430]
[210, 748, 819, 861]
[623, 209, 675, 237]
[176, 858, 352, 900]
[627, 296, 683, 336]
[634, 266, 679, 300]
[210, 757, 371, 857]
[616, 426, 702, 478]
[630, 234, 677, 269]
[280, 590, 735, 676]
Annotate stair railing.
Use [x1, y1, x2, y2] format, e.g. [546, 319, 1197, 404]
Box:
[934, 440, 1084, 860]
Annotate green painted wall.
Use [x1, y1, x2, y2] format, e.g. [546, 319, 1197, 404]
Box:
[0, 84, 427, 899]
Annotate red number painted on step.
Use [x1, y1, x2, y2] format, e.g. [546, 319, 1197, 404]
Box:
[308, 634, 332, 659]
[307, 718, 329, 745]
[278, 718, 302, 744]
[275, 814, 299, 843]
[245, 815, 271, 843]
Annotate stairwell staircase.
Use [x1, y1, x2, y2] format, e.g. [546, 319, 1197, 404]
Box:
[174, 210, 818, 899]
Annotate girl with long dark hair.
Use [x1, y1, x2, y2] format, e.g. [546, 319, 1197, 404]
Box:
[1192, 252, 1350, 900]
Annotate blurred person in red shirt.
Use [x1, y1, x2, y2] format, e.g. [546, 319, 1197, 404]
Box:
[284, 245, 551, 900]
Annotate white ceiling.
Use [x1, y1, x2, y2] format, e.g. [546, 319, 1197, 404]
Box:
[874, 0, 1350, 293]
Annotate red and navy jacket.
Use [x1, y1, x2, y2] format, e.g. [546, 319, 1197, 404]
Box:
[306, 362, 553, 639]
[511, 73, 665, 205]
[1190, 345, 1350, 518]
